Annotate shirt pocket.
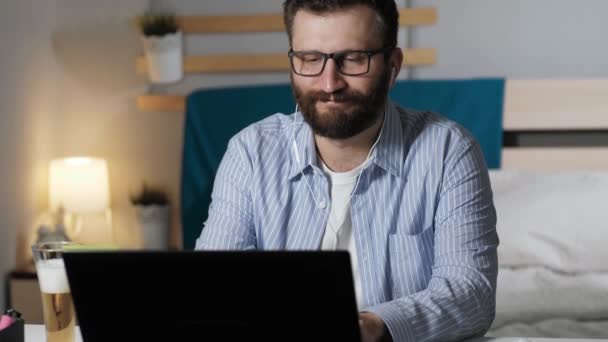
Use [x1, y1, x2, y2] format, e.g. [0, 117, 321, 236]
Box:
[388, 227, 434, 298]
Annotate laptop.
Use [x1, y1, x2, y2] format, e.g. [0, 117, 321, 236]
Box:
[63, 250, 361, 342]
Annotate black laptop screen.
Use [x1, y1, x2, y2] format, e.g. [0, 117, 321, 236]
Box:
[63, 251, 361, 342]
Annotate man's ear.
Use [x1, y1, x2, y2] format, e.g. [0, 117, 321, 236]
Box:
[389, 48, 404, 87]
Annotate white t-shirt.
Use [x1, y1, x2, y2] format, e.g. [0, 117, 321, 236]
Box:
[319, 158, 363, 309]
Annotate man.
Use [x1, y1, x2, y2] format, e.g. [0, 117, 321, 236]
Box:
[196, 0, 499, 341]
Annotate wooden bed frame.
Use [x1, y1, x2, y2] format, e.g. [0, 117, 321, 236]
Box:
[502, 79, 608, 170]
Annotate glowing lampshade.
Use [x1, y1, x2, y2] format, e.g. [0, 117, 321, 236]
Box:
[49, 157, 110, 213]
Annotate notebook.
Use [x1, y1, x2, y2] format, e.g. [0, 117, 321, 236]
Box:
[63, 250, 361, 342]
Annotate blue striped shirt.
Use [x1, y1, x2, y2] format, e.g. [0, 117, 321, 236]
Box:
[196, 101, 499, 342]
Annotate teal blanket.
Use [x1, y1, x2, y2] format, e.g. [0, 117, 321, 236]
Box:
[181, 78, 504, 249]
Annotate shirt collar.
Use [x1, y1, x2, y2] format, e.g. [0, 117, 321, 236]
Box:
[288, 101, 406, 180]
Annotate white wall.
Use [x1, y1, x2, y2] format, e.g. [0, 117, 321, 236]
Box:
[51, 0, 171, 248]
[410, 0, 608, 79]
[0, 0, 58, 311]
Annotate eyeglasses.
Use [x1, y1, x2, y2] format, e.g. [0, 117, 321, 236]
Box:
[288, 46, 394, 77]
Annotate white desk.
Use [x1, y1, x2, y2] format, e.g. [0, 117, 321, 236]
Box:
[23, 324, 607, 342]
[25, 324, 82, 342]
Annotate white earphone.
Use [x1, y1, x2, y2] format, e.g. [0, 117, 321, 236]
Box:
[292, 104, 325, 207]
[291, 104, 302, 165]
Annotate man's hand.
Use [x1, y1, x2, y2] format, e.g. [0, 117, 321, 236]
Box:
[359, 312, 392, 342]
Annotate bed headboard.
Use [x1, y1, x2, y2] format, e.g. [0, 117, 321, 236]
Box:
[502, 79, 608, 170]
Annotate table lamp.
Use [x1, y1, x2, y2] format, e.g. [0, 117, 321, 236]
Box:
[49, 157, 113, 243]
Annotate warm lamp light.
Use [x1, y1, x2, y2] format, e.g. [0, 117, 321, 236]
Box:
[49, 157, 110, 213]
[48, 157, 112, 243]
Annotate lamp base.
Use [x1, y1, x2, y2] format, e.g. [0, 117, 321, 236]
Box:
[64, 209, 114, 245]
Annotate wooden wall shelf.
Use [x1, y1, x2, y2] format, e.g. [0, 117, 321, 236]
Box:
[175, 8, 437, 34]
[137, 7, 438, 113]
[137, 95, 186, 113]
[136, 48, 436, 75]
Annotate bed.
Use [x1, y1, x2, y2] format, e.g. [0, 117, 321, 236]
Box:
[488, 168, 608, 338]
[486, 80, 608, 338]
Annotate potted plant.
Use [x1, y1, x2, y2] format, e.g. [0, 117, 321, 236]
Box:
[130, 183, 170, 250]
[137, 11, 183, 84]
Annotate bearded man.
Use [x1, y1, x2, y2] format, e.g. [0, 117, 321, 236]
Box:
[196, 1, 499, 341]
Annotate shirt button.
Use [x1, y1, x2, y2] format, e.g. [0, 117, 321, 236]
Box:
[318, 201, 327, 209]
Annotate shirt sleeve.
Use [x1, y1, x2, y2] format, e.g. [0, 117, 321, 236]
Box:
[195, 137, 257, 250]
[364, 139, 499, 342]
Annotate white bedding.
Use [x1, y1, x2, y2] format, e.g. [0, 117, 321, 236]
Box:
[489, 170, 608, 273]
[489, 318, 608, 338]
[492, 267, 608, 329]
[489, 170, 608, 338]
[490, 266, 608, 337]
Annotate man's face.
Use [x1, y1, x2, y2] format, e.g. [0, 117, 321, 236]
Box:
[290, 5, 393, 140]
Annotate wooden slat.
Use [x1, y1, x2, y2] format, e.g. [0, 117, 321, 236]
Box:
[402, 48, 436, 66]
[504, 79, 608, 131]
[136, 48, 436, 74]
[136, 54, 287, 74]
[189, 54, 289, 73]
[178, 14, 283, 33]
[176, 8, 437, 34]
[399, 7, 437, 26]
[137, 95, 185, 112]
[502, 147, 608, 171]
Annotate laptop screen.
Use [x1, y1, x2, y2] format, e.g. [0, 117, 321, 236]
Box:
[63, 250, 361, 342]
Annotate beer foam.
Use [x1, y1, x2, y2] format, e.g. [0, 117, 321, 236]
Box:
[36, 259, 70, 293]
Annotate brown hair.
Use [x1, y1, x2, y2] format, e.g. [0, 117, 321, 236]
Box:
[283, 0, 399, 48]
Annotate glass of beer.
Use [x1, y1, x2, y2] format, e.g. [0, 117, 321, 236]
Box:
[32, 241, 76, 342]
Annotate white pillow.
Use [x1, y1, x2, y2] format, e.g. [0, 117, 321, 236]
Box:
[489, 169, 608, 272]
[492, 266, 608, 328]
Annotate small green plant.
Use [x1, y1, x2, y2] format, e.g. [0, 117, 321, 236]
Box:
[130, 183, 169, 206]
[137, 11, 179, 37]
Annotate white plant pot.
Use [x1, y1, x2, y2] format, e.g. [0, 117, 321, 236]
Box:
[141, 31, 183, 84]
[135, 204, 170, 250]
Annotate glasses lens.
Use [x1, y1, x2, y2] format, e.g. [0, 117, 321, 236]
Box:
[337, 51, 370, 76]
[291, 52, 325, 76]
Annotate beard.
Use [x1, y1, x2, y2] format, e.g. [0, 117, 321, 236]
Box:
[292, 66, 392, 140]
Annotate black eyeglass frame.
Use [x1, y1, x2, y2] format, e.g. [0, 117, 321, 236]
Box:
[287, 46, 395, 77]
